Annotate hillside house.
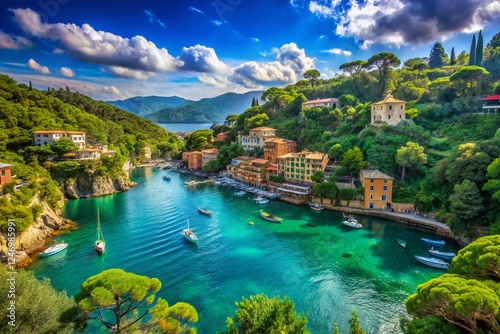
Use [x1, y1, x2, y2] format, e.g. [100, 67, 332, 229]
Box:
[302, 98, 339, 109]
[182, 151, 203, 170]
[360, 169, 394, 209]
[238, 127, 276, 152]
[201, 149, 219, 167]
[371, 92, 406, 126]
[0, 162, 12, 185]
[264, 138, 297, 164]
[482, 94, 500, 115]
[33, 130, 86, 148]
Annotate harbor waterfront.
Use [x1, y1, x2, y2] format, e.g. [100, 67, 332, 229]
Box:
[28, 167, 459, 333]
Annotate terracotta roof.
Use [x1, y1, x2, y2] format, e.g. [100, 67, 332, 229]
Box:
[265, 138, 295, 144]
[306, 153, 328, 160]
[201, 149, 219, 154]
[266, 166, 277, 170]
[482, 94, 500, 101]
[249, 126, 276, 132]
[372, 93, 406, 106]
[302, 98, 338, 105]
[360, 169, 394, 180]
[33, 130, 85, 134]
[251, 158, 269, 164]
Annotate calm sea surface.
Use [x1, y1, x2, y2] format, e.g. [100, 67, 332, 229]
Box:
[28, 168, 458, 333]
[159, 123, 213, 133]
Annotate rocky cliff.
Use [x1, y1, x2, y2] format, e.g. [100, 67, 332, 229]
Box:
[0, 197, 72, 268]
[64, 173, 136, 199]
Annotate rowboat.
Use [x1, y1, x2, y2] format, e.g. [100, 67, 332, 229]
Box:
[40, 243, 68, 257]
[397, 238, 406, 249]
[259, 210, 282, 223]
[421, 238, 446, 247]
[415, 255, 449, 269]
[163, 175, 171, 181]
[197, 207, 212, 216]
[428, 249, 456, 260]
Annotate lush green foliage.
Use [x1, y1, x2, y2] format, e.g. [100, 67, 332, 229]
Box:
[218, 294, 310, 334]
[0, 267, 76, 334]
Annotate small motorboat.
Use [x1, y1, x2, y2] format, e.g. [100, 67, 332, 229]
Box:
[163, 175, 171, 181]
[308, 202, 324, 212]
[260, 210, 282, 223]
[40, 243, 68, 257]
[342, 219, 362, 229]
[415, 255, 449, 269]
[234, 190, 247, 197]
[421, 238, 446, 247]
[397, 238, 407, 249]
[428, 248, 456, 260]
[197, 207, 212, 216]
[254, 197, 269, 204]
[185, 180, 197, 186]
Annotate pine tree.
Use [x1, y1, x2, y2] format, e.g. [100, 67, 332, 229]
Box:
[429, 42, 447, 68]
[469, 34, 476, 66]
[28, 81, 32, 90]
[450, 47, 456, 65]
[476, 30, 483, 67]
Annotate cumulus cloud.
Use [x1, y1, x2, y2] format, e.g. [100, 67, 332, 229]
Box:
[12, 8, 180, 73]
[0, 31, 32, 50]
[102, 85, 121, 96]
[198, 74, 231, 88]
[28, 58, 50, 74]
[60, 67, 75, 77]
[178, 45, 229, 73]
[336, 0, 500, 48]
[308, 1, 341, 17]
[144, 10, 165, 27]
[321, 48, 352, 56]
[228, 43, 314, 88]
[107, 66, 155, 79]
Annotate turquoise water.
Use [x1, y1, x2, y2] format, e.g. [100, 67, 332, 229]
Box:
[28, 168, 458, 333]
[159, 123, 212, 133]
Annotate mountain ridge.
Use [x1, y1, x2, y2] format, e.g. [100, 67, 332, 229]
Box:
[106, 95, 192, 117]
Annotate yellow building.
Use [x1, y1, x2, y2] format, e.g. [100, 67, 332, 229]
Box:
[359, 169, 394, 209]
[277, 150, 329, 184]
[371, 91, 406, 126]
[237, 158, 270, 186]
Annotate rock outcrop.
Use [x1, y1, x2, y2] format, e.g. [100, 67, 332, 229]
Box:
[0, 200, 72, 268]
[64, 173, 136, 199]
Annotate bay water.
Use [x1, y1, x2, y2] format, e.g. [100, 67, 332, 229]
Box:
[28, 167, 457, 333]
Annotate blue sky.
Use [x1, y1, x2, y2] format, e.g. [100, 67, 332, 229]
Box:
[0, 0, 499, 101]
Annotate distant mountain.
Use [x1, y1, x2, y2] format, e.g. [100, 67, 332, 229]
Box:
[146, 91, 264, 123]
[106, 96, 192, 117]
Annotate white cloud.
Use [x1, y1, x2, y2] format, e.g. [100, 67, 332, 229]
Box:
[0, 31, 32, 50]
[309, 0, 342, 17]
[321, 48, 352, 56]
[53, 48, 64, 54]
[198, 74, 231, 88]
[12, 8, 180, 73]
[60, 67, 75, 77]
[178, 45, 230, 73]
[188, 7, 205, 15]
[28, 58, 50, 74]
[102, 86, 121, 97]
[107, 66, 155, 79]
[212, 20, 224, 26]
[251, 37, 260, 42]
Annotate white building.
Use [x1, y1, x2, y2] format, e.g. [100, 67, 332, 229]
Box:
[238, 127, 276, 152]
[33, 130, 86, 149]
[302, 98, 340, 109]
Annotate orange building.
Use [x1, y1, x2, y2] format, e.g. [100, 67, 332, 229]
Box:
[264, 138, 297, 164]
[0, 163, 12, 185]
[182, 151, 203, 170]
[216, 132, 230, 141]
[201, 149, 219, 167]
[360, 169, 394, 209]
[237, 158, 270, 186]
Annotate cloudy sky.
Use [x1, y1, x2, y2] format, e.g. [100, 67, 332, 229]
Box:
[0, 0, 499, 101]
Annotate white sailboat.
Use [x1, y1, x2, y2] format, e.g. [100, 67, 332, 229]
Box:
[94, 208, 105, 253]
[183, 219, 198, 243]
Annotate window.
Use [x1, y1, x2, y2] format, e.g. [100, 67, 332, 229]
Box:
[370, 195, 373, 200]
[384, 179, 388, 183]
[369, 203, 374, 208]
[389, 105, 392, 110]
[401, 105, 403, 109]
[399, 114, 402, 119]
[388, 115, 391, 119]
[370, 186, 374, 191]
[370, 179, 374, 183]
[383, 186, 388, 191]
[1, 170, 5, 176]
[381, 195, 387, 200]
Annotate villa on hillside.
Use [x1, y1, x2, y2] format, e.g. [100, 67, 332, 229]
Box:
[301, 98, 339, 109]
[201, 149, 219, 167]
[264, 138, 297, 164]
[237, 158, 270, 186]
[371, 91, 406, 126]
[238, 127, 276, 152]
[482, 94, 500, 115]
[33, 130, 86, 148]
[0, 162, 12, 185]
[360, 169, 394, 209]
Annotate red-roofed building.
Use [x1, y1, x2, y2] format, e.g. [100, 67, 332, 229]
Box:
[302, 98, 339, 109]
[482, 94, 500, 115]
[0, 162, 12, 185]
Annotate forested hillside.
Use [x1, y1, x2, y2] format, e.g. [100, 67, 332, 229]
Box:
[106, 95, 192, 117]
[210, 32, 500, 237]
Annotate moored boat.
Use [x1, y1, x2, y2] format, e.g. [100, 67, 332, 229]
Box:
[342, 219, 362, 229]
[185, 180, 197, 185]
[40, 243, 68, 257]
[415, 255, 449, 269]
[197, 207, 212, 216]
[254, 197, 269, 204]
[183, 220, 198, 243]
[308, 202, 324, 212]
[421, 238, 446, 247]
[259, 210, 282, 223]
[163, 175, 171, 181]
[94, 208, 105, 254]
[397, 238, 406, 249]
[234, 190, 247, 197]
[428, 249, 456, 260]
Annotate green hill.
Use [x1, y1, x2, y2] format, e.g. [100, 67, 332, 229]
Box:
[146, 91, 264, 123]
[106, 95, 192, 117]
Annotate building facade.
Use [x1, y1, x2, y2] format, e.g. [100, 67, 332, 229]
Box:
[76, 149, 101, 160]
[277, 150, 329, 184]
[182, 151, 203, 170]
[237, 158, 270, 185]
[33, 130, 86, 148]
[0, 162, 12, 185]
[225, 156, 254, 178]
[360, 169, 394, 209]
[264, 138, 297, 164]
[201, 149, 219, 167]
[371, 91, 406, 126]
[238, 127, 276, 151]
[301, 98, 339, 109]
